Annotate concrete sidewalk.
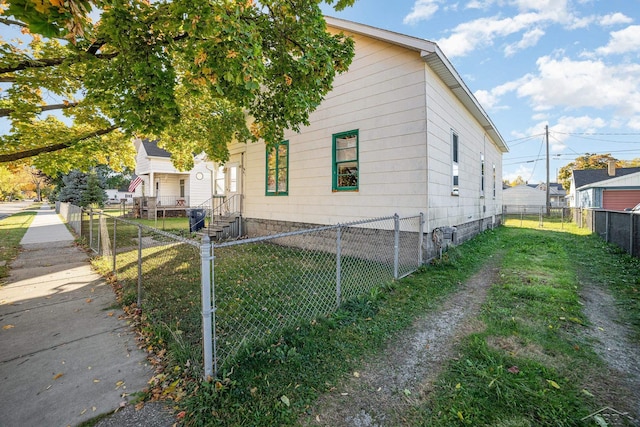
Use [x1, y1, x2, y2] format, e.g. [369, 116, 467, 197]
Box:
[0, 205, 174, 426]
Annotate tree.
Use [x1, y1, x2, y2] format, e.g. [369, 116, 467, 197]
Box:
[0, 166, 21, 200]
[557, 153, 620, 190]
[0, 0, 356, 174]
[80, 172, 107, 207]
[57, 170, 88, 205]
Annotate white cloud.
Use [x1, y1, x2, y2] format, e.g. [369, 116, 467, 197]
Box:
[628, 116, 640, 130]
[596, 25, 640, 55]
[514, 56, 640, 116]
[503, 164, 535, 184]
[434, 1, 633, 58]
[403, 0, 442, 25]
[598, 12, 633, 27]
[504, 27, 545, 56]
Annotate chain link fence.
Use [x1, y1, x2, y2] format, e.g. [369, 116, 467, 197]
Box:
[208, 214, 424, 372]
[56, 203, 425, 377]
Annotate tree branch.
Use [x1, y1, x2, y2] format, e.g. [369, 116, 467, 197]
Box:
[0, 126, 118, 163]
[0, 17, 28, 28]
[0, 101, 80, 117]
[0, 52, 119, 75]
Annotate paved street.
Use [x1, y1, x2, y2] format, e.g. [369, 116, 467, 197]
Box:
[0, 200, 32, 220]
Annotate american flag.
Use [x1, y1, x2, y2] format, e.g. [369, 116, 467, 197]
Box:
[128, 175, 143, 193]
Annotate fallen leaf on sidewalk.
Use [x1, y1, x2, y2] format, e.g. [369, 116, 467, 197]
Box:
[107, 312, 114, 317]
[2, 324, 15, 330]
[86, 298, 93, 303]
[53, 373, 64, 380]
[115, 380, 125, 389]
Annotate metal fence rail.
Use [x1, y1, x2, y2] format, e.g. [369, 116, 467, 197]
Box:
[502, 205, 640, 259]
[56, 203, 425, 378]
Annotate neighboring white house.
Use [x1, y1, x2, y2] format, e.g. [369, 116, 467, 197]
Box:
[105, 188, 133, 204]
[133, 17, 509, 253]
[502, 185, 546, 213]
[131, 139, 219, 210]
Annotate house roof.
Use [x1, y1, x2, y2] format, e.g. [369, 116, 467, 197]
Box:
[577, 170, 640, 191]
[325, 16, 509, 154]
[573, 167, 640, 189]
[142, 139, 171, 158]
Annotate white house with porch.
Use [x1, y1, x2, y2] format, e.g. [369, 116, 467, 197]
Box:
[131, 139, 226, 217]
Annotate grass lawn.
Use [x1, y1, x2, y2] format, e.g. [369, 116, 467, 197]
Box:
[0, 208, 38, 281]
[88, 215, 640, 426]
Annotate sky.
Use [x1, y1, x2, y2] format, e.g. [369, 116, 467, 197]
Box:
[321, 0, 640, 184]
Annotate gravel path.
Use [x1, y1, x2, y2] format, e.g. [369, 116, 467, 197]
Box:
[302, 254, 502, 427]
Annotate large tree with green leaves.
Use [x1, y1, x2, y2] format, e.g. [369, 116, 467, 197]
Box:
[0, 0, 356, 174]
[557, 153, 620, 190]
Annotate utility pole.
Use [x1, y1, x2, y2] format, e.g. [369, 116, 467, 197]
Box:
[545, 125, 550, 216]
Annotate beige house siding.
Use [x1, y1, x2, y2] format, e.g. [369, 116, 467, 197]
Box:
[235, 33, 430, 225]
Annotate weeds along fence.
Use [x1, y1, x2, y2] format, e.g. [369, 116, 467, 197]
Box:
[56, 203, 424, 378]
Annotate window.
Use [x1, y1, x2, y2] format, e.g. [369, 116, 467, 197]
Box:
[179, 179, 185, 198]
[266, 141, 288, 196]
[452, 131, 459, 195]
[492, 164, 496, 198]
[215, 167, 224, 195]
[480, 153, 485, 197]
[333, 130, 359, 191]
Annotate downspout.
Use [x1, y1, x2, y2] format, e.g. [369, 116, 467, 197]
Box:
[422, 53, 430, 261]
[420, 51, 433, 241]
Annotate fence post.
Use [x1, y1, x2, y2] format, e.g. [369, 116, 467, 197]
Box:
[336, 226, 342, 308]
[200, 235, 215, 379]
[137, 225, 142, 307]
[89, 209, 94, 249]
[418, 213, 424, 266]
[112, 218, 117, 274]
[97, 211, 102, 255]
[393, 214, 400, 280]
[605, 211, 610, 243]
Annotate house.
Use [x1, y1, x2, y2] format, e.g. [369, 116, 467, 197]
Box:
[133, 17, 509, 256]
[534, 183, 567, 207]
[502, 185, 546, 213]
[105, 188, 133, 205]
[570, 161, 640, 210]
[130, 139, 221, 217]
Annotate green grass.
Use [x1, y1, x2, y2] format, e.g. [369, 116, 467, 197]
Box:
[176, 230, 503, 426]
[88, 213, 640, 426]
[0, 209, 38, 281]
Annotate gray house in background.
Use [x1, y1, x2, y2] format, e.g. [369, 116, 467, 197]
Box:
[569, 163, 640, 211]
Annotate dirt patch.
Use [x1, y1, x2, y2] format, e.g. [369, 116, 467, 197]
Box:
[301, 254, 502, 427]
[580, 283, 640, 425]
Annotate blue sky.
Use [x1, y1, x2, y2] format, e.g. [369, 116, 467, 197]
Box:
[322, 0, 640, 184]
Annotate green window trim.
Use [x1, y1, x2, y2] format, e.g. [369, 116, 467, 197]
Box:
[332, 130, 359, 192]
[265, 141, 289, 196]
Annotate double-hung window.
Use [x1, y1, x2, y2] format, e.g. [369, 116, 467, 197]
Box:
[452, 131, 459, 195]
[266, 141, 289, 196]
[333, 130, 359, 191]
[480, 153, 485, 197]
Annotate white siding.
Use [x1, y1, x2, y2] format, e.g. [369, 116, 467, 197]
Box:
[236, 33, 429, 225]
[424, 64, 504, 229]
